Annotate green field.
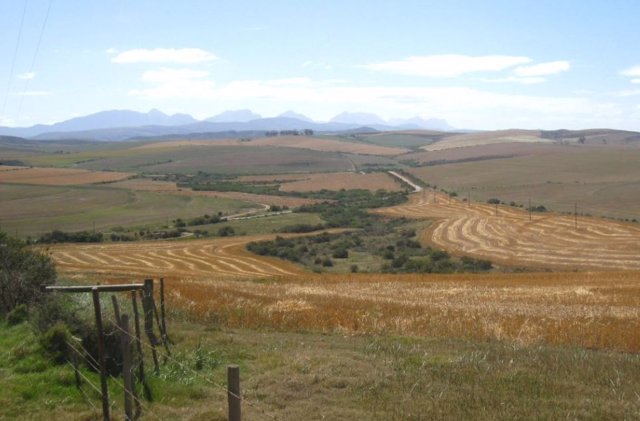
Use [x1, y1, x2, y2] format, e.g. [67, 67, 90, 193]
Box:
[193, 212, 325, 236]
[408, 148, 640, 220]
[0, 183, 255, 237]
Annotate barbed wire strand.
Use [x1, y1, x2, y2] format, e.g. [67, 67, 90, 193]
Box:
[66, 338, 162, 420]
[112, 321, 280, 420]
[65, 361, 101, 414]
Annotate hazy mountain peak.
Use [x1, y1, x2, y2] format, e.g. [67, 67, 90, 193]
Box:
[278, 110, 314, 122]
[206, 109, 262, 123]
[330, 111, 387, 125]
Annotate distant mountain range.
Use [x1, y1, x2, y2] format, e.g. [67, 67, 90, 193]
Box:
[0, 109, 456, 141]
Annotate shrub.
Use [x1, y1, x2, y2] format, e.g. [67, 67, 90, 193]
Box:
[40, 322, 71, 364]
[0, 231, 56, 315]
[322, 258, 334, 267]
[332, 248, 349, 259]
[7, 304, 29, 325]
[218, 226, 235, 237]
[487, 198, 500, 205]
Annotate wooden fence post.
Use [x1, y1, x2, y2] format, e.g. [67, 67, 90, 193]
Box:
[120, 314, 134, 421]
[111, 294, 122, 325]
[131, 290, 153, 403]
[227, 365, 241, 421]
[92, 287, 110, 421]
[142, 280, 160, 373]
[160, 278, 168, 342]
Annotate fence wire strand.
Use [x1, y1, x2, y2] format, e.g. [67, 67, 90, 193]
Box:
[111, 321, 280, 420]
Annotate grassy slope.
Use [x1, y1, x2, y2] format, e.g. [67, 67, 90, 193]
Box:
[0, 183, 255, 237]
[408, 148, 640, 219]
[3, 319, 639, 420]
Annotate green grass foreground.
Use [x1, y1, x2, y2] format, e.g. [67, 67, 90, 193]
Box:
[2, 318, 640, 420]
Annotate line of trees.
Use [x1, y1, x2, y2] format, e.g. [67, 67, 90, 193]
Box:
[264, 129, 314, 137]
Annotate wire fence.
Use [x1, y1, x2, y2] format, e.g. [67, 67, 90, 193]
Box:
[111, 321, 280, 420]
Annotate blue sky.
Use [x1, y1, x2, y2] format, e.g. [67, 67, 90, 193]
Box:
[1, 0, 640, 130]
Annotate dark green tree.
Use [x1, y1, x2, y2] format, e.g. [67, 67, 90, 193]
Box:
[0, 232, 56, 315]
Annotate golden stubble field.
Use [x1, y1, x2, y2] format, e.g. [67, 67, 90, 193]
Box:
[375, 191, 640, 271]
[47, 228, 640, 352]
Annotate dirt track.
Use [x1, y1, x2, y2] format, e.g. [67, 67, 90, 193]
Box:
[376, 192, 640, 270]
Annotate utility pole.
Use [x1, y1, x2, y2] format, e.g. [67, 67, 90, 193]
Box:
[528, 198, 532, 221]
[574, 202, 578, 229]
[467, 192, 470, 207]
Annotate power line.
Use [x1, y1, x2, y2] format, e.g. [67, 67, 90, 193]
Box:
[2, 0, 29, 117]
[16, 0, 53, 124]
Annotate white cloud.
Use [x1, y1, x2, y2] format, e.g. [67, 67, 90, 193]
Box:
[129, 68, 216, 98]
[632, 78, 640, 84]
[361, 54, 532, 77]
[17, 72, 36, 80]
[621, 65, 640, 77]
[21, 91, 52, 96]
[514, 61, 570, 77]
[105, 48, 118, 55]
[112, 48, 217, 64]
[485, 76, 547, 85]
[128, 73, 621, 129]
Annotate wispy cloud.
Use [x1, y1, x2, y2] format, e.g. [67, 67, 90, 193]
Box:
[621, 65, 640, 84]
[17, 72, 36, 80]
[514, 61, 570, 77]
[129, 74, 615, 126]
[621, 65, 640, 77]
[19, 91, 52, 96]
[112, 48, 217, 64]
[361, 54, 532, 77]
[484, 76, 547, 85]
[129, 68, 216, 98]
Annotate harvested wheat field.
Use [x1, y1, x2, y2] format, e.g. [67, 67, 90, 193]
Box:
[422, 129, 549, 151]
[0, 166, 132, 185]
[375, 192, 640, 271]
[48, 235, 640, 351]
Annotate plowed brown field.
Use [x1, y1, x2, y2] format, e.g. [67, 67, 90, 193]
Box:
[375, 192, 640, 271]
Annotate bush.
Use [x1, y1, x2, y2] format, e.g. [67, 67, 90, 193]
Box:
[487, 198, 500, 205]
[218, 226, 235, 237]
[322, 258, 334, 267]
[40, 322, 71, 364]
[7, 304, 29, 325]
[332, 248, 349, 259]
[0, 231, 56, 315]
